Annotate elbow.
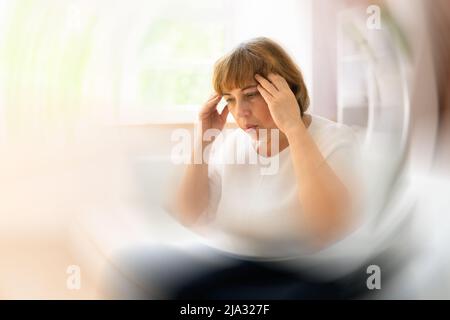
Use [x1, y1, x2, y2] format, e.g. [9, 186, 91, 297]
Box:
[173, 194, 208, 228]
[177, 207, 203, 227]
[304, 193, 356, 250]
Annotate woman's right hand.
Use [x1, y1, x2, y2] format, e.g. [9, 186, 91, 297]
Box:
[198, 94, 229, 134]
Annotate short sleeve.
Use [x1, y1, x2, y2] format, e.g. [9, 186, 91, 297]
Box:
[326, 142, 359, 188]
[323, 128, 364, 214]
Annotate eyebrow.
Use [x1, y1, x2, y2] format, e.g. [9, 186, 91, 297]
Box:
[223, 85, 258, 96]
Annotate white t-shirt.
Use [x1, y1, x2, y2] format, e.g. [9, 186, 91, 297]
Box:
[194, 114, 362, 260]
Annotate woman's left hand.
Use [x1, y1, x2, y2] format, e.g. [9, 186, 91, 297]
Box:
[255, 73, 304, 134]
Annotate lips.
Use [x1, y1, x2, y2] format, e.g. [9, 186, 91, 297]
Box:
[244, 124, 258, 132]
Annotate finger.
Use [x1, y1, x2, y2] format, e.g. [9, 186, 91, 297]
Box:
[206, 93, 221, 103]
[276, 74, 292, 91]
[254, 74, 278, 96]
[207, 92, 220, 100]
[199, 96, 222, 117]
[220, 105, 229, 121]
[256, 85, 273, 104]
[204, 94, 222, 109]
[268, 73, 290, 91]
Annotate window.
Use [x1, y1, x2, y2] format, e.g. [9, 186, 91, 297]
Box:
[116, 0, 230, 124]
[114, 0, 312, 124]
[0, 0, 313, 130]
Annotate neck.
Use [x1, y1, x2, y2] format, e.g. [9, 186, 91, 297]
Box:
[256, 130, 289, 157]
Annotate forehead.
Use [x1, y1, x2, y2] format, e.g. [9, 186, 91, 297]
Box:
[222, 83, 258, 95]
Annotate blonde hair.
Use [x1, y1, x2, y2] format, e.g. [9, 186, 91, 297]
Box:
[212, 37, 310, 115]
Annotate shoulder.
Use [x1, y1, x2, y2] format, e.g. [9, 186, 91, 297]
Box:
[307, 114, 359, 157]
[308, 114, 356, 140]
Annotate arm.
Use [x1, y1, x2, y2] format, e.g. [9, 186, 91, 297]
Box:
[174, 94, 228, 226]
[255, 73, 353, 247]
[284, 123, 353, 248]
[175, 139, 212, 226]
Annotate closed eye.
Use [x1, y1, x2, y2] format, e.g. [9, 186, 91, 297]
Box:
[245, 92, 259, 98]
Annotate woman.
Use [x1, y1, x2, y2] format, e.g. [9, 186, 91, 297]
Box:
[106, 37, 368, 300]
[175, 37, 360, 257]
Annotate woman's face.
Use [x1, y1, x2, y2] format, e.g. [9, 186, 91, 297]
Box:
[222, 82, 277, 140]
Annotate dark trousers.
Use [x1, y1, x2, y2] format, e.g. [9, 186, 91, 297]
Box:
[102, 244, 383, 300]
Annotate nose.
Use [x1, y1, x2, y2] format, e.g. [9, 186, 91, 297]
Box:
[235, 99, 251, 118]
